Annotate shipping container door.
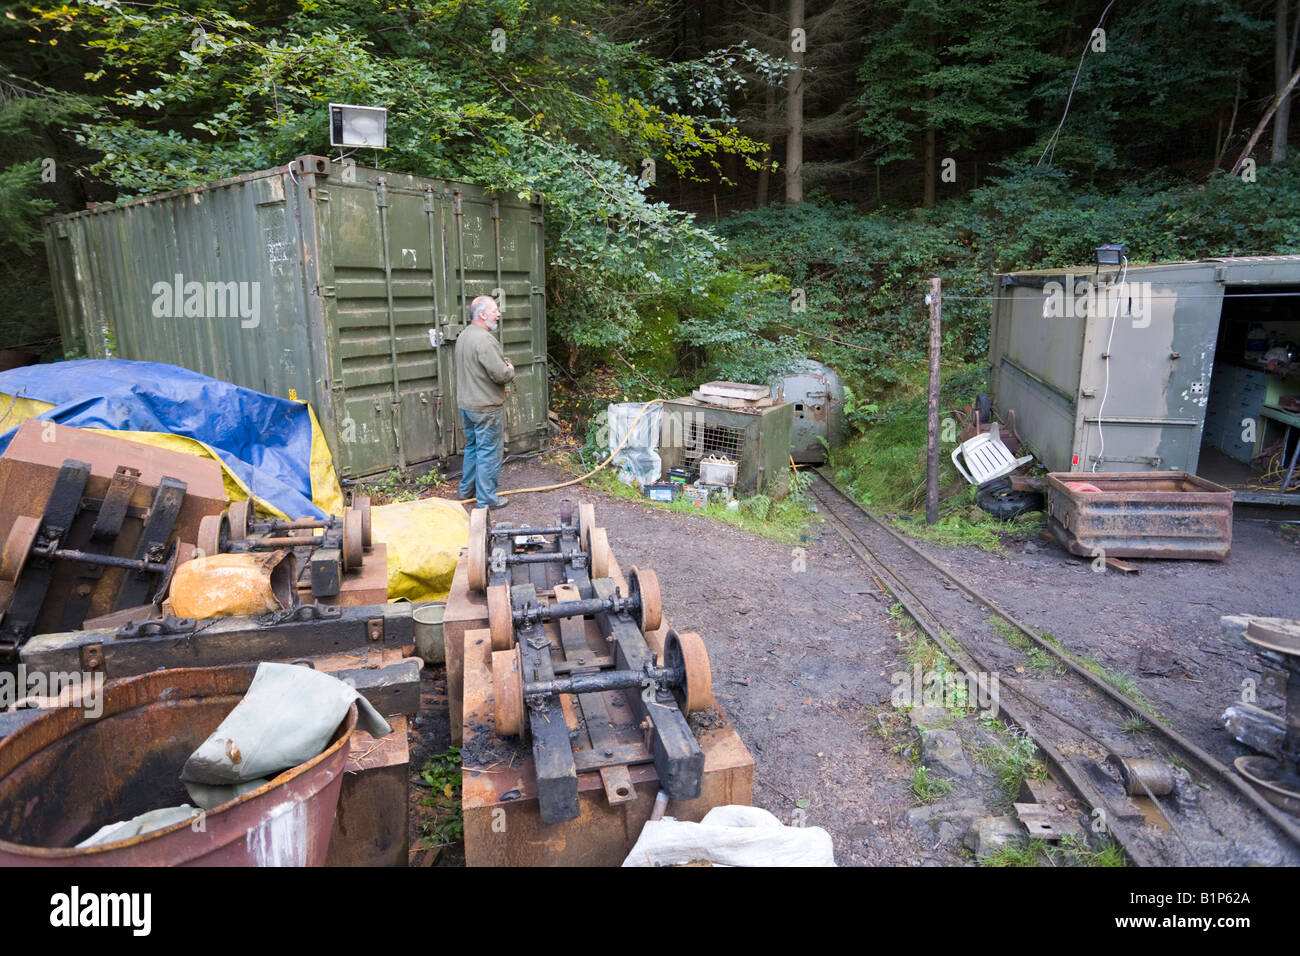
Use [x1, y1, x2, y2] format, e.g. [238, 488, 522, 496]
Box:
[319, 176, 445, 476]
[446, 187, 548, 452]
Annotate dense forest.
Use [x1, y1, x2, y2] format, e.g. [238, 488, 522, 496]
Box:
[4, 0, 1300, 428]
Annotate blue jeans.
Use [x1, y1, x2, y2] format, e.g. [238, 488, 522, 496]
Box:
[459, 408, 505, 507]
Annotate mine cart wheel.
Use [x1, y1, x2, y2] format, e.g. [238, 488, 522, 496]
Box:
[664, 630, 712, 715]
[196, 513, 229, 557]
[487, 583, 515, 651]
[627, 566, 662, 634]
[578, 503, 597, 554]
[342, 507, 365, 573]
[493, 645, 525, 737]
[0, 515, 41, 583]
[588, 527, 611, 579]
[560, 499, 574, 527]
[467, 507, 490, 592]
[353, 495, 373, 550]
[227, 500, 252, 541]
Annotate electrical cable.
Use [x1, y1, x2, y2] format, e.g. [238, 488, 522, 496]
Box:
[1039, 0, 1117, 168]
[1092, 255, 1129, 472]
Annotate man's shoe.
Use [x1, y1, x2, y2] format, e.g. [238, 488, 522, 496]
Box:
[486, 496, 509, 510]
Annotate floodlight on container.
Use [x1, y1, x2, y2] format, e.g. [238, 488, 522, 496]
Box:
[329, 103, 388, 149]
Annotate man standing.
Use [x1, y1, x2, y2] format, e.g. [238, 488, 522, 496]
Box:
[455, 294, 515, 509]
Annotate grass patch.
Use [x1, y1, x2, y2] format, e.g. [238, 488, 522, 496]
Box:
[988, 616, 1065, 675]
[910, 765, 955, 803]
[584, 466, 820, 546]
[825, 386, 1046, 553]
[354, 465, 446, 504]
[978, 730, 1048, 801]
[989, 616, 1032, 651]
[1056, 834, 1127, 867]
[979, 834, 1127, 867]
[418, 748, 464, 851]
[1027, 647, 1068, 676]
[980, 840, 1053, 867]
[903, 629, 944, 673]
[1121, 714, 1150, 735]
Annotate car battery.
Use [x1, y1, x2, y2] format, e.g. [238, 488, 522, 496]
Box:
[644, 482, 680, 503]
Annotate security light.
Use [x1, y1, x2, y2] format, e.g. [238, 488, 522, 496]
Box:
[1095, 243, 1127, 267]
[329, 104, 388, 149]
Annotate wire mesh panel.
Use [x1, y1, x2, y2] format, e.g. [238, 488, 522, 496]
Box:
[685, 421, 745, 462]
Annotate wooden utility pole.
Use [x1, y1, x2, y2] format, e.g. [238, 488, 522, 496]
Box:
[926, 277, 942, 525]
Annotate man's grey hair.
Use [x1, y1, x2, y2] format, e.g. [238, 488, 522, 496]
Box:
[470, 295, 497, 322]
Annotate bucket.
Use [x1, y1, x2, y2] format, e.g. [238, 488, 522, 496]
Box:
[413, 603, 446, 665]
[0, 664, 356, 866]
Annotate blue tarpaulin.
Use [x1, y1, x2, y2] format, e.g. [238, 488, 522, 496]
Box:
[0, 359, 339, 519]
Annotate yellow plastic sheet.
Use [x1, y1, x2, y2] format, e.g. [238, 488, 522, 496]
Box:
[370, 497, 469, 602]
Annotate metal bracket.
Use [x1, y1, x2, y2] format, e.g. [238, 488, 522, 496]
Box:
[270, 603, 343, 624]
[116, 615, 197, 640]
[79, 643, 104, 672]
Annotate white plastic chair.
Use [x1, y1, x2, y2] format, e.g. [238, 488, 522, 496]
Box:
[951, 422, 1034, 486]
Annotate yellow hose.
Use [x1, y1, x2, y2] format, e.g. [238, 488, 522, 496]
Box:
[458, 399, 668, 504]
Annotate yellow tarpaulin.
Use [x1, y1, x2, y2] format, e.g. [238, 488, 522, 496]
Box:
[370, 497, 469, 602]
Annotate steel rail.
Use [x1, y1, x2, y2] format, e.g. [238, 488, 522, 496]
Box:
[811, 468, 1300, 853]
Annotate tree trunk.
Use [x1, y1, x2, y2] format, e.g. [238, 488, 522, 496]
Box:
[923, 127, 936, 207]
[785, 0, 804, 204]
[922, 27, 936, 207]
[1232, 59, 1300, 175]
[1272, 0, 1293, 164]
[757, 0, 778, 207]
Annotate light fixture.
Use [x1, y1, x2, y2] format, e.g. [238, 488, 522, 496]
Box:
[1095, 243, 1127, 267]
[329, 103, 388, 149]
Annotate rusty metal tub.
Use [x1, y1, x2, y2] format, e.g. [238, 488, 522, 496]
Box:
[1046, 471, 1234, 561]
[0, 664, 356, 866]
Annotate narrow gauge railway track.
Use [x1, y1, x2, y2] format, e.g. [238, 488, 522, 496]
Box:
[810, 469, 1300, 866]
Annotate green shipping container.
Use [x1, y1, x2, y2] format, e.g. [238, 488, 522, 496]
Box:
[45, 154, 548, 478]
